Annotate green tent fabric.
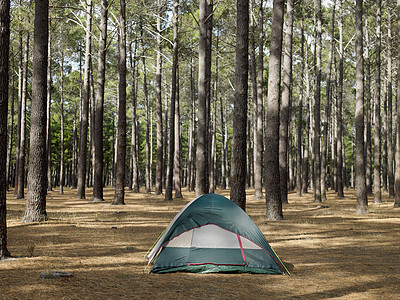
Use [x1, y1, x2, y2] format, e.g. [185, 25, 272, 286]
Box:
[146, 193, 287, 274]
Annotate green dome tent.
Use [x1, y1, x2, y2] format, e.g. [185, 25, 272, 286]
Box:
[146, 193, 289, 274]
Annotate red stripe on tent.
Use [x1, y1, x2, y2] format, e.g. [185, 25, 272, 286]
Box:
[237, 234, 247, 265]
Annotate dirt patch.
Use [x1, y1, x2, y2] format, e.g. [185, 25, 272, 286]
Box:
[1, 188, 399, 299]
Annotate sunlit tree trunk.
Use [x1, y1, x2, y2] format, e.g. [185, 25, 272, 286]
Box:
[22, 0, 49, 222]
[355, 0, 368, 214]
[373, 0, 382, 203]
[265, 0, 284, 220]
[165, 0, 178, 201]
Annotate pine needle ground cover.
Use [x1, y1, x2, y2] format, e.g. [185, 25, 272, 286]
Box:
[1, 188, 399, 299]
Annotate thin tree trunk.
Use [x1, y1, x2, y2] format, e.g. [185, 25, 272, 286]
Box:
[155, 0, 163, 195]
[92, 0, 108, 202]
[302, 43, 310, 194]
[220, 95, 227, 190]
[22, 0, 49, 222]
[231, 0, 249, 210]
[46, 27, 52, 192]
[322, 0, 335, 200]
[355, 0, 368, 213]
[374, 0, 382, 203]
[187, 57, 195, 192]
[77, 0, 92, 199]
[296, 18, 304, 197]
[165, 0, 178, 201]
[6, 50, 15, 190]
[313, 0, 322, 203]
[336, 0, 344, 197]
[113, 0, 126, 205]
[365, 12, 372, 195]
[196, 0, 212, 196]
[16, 33, 29, 199]
[265, 0, 284, 220]
[0, 0, 12, 259]
[254, 0, 263, 199]
[59, 55, 64, 195]
[387, 9, 394, 198]
[174, 66, 182, 199]
[130, 41, 139, 193]
[210, 29, 218, 194]
[280, 0, 294, 205]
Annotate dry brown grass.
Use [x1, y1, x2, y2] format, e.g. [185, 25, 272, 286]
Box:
[1, 187, 400, 299]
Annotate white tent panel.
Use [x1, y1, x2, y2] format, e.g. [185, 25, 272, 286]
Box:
[164, 229, 193, 248]
[240, 236, 264, 250]
[191, 224, 240, 249]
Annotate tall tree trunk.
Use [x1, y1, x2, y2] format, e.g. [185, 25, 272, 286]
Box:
[279, 0, 294, 205]
[16, 33, 29, 199]
[220, 95, 227, 190]
[187, 57, 195, 192]
[46, 27, 52, 192]
[196, 0, 213, 196]
[336, 0, 344, 197]
[313, 0, 322, 203]
[165, 0, 178, 201]
[322, 0, 335, 200]
[0, 0, 12, 259]
[365, 12, 372, 195]
[254, 0, 263, 199]
[59, 55, 64, 195]
[374, 0, 382, 203]
[92, 0, 108, 202]
[355, 0, 368, 213]
[174, 66, 182, 199]
[383, 72, 388, 194]
[6, 50, 15, 190]
[387, 9, 395, 198]
[265, 0, 284, 220]
[155, 0, 163, 195]
[22, 0, 49, 222]
[296, 18, 304, 197]
[302, 42, 310, 194]
[113, 0, 126, 205]
[77, 0, 92, 199]
[231, 0, 249, 211]
[395, 0, 400, 207]
[129, 41, 139, 193]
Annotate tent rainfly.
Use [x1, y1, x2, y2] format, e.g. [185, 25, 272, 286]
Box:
[146, 193, 289, 274]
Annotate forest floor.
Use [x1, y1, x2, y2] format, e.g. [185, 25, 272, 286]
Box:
[1, 187, 400, 299]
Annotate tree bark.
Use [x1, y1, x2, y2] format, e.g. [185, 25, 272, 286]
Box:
[187, 57, 195, 192]
[230, 0, 249, 211]
[77, 0, 92, 199]
[254, 0, 263, 199]
[265, 0, 284, 220]
[387, 9, 394, 198]
[296, 18, 304, 197]
[374, 0, 382, 203]
[394, 0, 400, 207]
[336, 0, 344, 197]
[165, 0, 178, 201]
[174, 66, 182, 199]
[22, 0, 49, 222]
[155, 0, 163, 195]
[113, 0, 126, 205]
[279, 0, 294, 205]
[91, 0, 108, 202]
[196, 0, 212, 196]
[16, 32, 29, 199]
[59, 55, 64, 195]
[365, 12, 372, 195]
[0, 0, 12, 258]
[6, 50, 15, 190]
[355, 0, 368, 214]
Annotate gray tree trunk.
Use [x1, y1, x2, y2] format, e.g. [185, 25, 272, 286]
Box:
[395, 0, 400, 207]
[22, 0, 49, 222]
[91, 0, 108, 202]
[77, 0, 92, 199]
[265, 0, 284, 220]
[59, 55, 64, 195]
[355, 0, 368, 214]
[113, 0, 127, 205]
[387, 9, 394, 198]
[130, 42, 139, 193]
[365, 12, 372, 195]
